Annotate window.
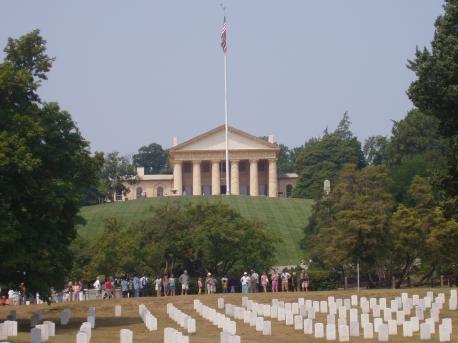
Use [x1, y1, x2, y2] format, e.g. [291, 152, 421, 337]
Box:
[286, 184, 293, 197]
[157, 186, 164, 197]
[136, 187, 143, 199]
[239, 161, 247, 172]
[258, 160, 267, 171]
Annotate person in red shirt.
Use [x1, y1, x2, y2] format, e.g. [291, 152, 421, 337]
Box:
[105, 278, 113, 299]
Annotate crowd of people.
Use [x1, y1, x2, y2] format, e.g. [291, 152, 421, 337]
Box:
[69, 268, 310, 301]
[1, 268, 311, 304]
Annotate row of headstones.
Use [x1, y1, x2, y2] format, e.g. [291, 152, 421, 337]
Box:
[0, 320, 17, 340]
[139, 304, 158, 331]
[193, 299, 240, 342]
[164, 327, 190, 343]
[30, 321, 56, 343]
[242, 293, 453, 342]
[242, 292, 449, 321]
[220, 301, 272, 336]
[166, 303, 197, 334]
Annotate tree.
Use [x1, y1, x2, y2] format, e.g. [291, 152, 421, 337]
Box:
[407, 0, 458, 217]
[294, 113, 365, 199]
[305, 165, 394, 286]
[99, 152, 137, 201]
[133, 143, 169, 174]
[0, 30, 99, 293]
[386, 110, 447, 204]
[363, 135, 389, 165]
[73, 201, 277, 278]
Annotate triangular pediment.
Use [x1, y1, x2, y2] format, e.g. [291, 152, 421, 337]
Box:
[170, 125, 278, 151]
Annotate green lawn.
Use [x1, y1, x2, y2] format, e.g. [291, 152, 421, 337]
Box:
[78, 196, 314, 265]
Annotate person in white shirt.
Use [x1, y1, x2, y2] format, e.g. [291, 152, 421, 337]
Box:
[93, 276, 101, 299]
[240, 272, 251, 294]
[281, 270, 290, 292]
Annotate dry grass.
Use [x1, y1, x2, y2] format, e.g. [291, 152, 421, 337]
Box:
[1, 288, 457, 342]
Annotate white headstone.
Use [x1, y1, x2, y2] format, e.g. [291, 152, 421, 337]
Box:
[326, 323, 336, 340]
[218, 298, 225, 309]
[294, 315, 303, 330]
[304, 319, 313, 334]
[43, 321, 54, 337]
[115, 305, 122, 317]
[388, 319, 397, 335]
[378, 323, 389, 342]
[439, 323, 451, 342]
[363, 323, 374, 339]
[351, 295, 358, 306]
[87, 315, 95, 329]
[426, 317, 436, 334]
[402, 321, 413, 337]
[285, 312, 294, 326]
[31, 327, 42, 343]
[315, 323, 324, 338]
[396, 310, 404, 325]
[350, 321, 359, 337]
[338, 324, 349, 342]
[120, 329, 133, 343]
[374, 318, 383, 333]
[262, 321, 271, 336]
[255, 317, 264, 332]
[420, 322, 431, 340]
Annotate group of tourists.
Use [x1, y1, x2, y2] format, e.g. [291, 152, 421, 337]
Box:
[1, 268, 311, 304]
[87, 268, 310, 299]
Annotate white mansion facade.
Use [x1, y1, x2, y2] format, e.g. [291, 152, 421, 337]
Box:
[122, 125, 298, 200]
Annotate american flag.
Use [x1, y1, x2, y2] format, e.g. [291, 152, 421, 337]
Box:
[221, 16, 227, 53]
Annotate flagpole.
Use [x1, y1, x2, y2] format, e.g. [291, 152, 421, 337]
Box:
[224, 51, 230, 195]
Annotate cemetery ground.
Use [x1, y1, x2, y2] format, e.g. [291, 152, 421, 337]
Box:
[1, 288, 457, 342]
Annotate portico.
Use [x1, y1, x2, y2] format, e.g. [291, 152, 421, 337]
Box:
[169, 126, 280, 197]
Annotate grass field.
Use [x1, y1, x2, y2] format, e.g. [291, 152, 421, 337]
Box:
[78, 196, 314, 265]
[1, 288, 456, 342]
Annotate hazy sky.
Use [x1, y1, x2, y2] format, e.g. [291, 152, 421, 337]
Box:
[1, 1, 444, 154]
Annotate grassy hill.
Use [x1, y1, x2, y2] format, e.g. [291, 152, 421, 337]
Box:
[78, 196, 314, 265]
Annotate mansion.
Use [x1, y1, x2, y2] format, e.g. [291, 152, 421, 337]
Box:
[122, 125, 298, 200]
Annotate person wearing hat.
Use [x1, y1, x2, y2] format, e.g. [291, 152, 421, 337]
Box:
[240, 272, 251, 294]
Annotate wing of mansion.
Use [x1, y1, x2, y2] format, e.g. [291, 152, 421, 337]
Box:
[121, 125, 298, 200]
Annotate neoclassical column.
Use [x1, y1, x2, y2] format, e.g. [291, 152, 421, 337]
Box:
[268, 158, 278, 198]
[211, 160, 220, 195]
[230, 160, 240, 195]
[192, 160, 202, 196]
[173, 161, 183, 195]
[249, 159, 259, 196]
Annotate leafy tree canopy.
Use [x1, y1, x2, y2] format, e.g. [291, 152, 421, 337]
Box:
[293, 112, 365, 199]
[133, 142, 169, 174]
[80, 202, 277, 279]
[0, 30, 99, 293]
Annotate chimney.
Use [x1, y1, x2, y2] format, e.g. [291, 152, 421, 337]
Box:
[173, 136, 178, 147]
[268, 135, 275, 144]
[137, 167, 144, 177]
